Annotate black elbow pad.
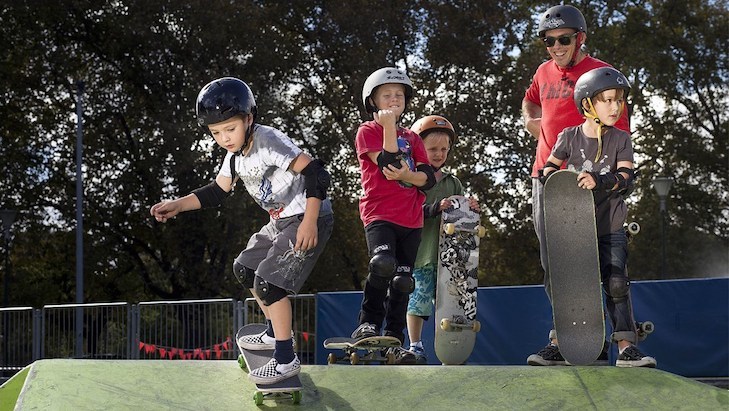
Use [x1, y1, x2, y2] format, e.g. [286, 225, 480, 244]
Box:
[301, 159, 330, 200]
[416, 163, 436, 191]
[192, 181, 229, 208]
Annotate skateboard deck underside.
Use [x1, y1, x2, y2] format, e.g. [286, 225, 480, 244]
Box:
[236, 324, 302, 392]
[323, 336, 401, 364]
[434, 195, 480, 365]
[544, 171, 605, 365]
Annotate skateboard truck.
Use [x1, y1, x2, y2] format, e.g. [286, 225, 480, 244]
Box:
[440, 316, 481, 333]
[443, 223, 486, 237]
[636, 320, 654, 341]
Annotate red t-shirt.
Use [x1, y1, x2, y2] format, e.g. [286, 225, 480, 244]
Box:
[356, 121, 428, 228]
[524, 55, 630, 177]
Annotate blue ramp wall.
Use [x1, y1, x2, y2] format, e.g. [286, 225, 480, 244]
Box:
[316, 278, 728, 378]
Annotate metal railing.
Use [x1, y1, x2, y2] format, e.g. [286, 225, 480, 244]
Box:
[0, 294, 316, 383]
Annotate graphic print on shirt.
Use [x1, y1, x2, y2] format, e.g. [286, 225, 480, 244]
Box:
[397, 135, 415, 188]
[256, 177, 286, 219]
[540, 78, 576, 101]
[570, 148, 611, 175]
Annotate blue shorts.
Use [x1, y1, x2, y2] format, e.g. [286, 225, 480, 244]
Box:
[407, 264, 437, 317]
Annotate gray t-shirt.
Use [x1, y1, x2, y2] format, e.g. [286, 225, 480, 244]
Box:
[217, 124, 332, 219]
[551, 125, 634, 235]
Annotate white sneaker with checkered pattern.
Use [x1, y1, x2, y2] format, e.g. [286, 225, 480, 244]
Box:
[248, 355, 301, 385]
[238, 330, 276, 350]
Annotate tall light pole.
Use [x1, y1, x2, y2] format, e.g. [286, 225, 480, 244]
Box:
[652, 177, 673, 279]
[0, 209, 17, 307]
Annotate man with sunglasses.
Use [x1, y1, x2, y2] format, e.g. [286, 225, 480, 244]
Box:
[521, 4, 630, 366]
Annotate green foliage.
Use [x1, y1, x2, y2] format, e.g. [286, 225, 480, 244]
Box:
[0, 1, 726, 306]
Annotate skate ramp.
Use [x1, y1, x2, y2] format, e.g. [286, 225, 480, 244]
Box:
[9, 360, 729, 410]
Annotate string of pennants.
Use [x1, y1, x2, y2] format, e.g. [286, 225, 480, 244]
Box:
[137, 331, 311, 360]
[138, 337, 233, 360]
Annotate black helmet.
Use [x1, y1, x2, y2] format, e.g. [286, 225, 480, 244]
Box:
[362, 67, 414, 114]
[196, 77, 257, 127]
[573, 67, 631, 114]
[537, 5, 587, 37]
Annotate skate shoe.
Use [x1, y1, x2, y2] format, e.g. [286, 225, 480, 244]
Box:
[616, 345, 656, 368]
[238, 330, 276, 350]
[351, 322, 378, 340]
[527, 343, 566, 366]
[248, 354, 301, 385]
[385, 346, 417, 365]
[408, 345, 428, 364]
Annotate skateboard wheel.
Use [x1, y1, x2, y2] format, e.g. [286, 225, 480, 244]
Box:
[472, 320, 481, 333]
[254, 391, 264, 405]
[640, 321, 654, 334]
[350, 352, 360, 365]
[477, 225, 486, 238]
[385, 352, 396, 364]
[292, 391, 302, 404]
[444, 223, 456, 235]
[627, 222, 640, 235]
[327, 353, 337, 365]
[237, 354, 247, 371]
[440, 318, 451, 331]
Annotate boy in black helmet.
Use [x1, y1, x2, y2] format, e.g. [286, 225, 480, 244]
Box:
[538, 67, 656, 368]
[522, 3, 630, 366]
[150, 77, 334, 383]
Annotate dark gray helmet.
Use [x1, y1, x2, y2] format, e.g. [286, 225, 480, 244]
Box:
[196, 77, 257, 127]
[362, 67, 413, 113]
[573, 67, 631, 114]
[537, 5, 587, 37]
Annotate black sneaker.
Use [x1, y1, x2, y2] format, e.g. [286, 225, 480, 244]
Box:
[527, 344, 566, 366]
[616, 345, 656, 368]
[385, 346, 417, 365]
[351, 322, 378, 340]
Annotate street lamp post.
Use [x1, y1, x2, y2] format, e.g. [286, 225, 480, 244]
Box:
[652, 177, 673, 279]
[0, 209, 17, 307]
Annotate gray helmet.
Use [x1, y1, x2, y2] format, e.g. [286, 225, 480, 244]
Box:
[537, 5, 587, 37]
[196, 77, 257, 127]
[362, 67, 413, 113]
[573, 67, 631, 114]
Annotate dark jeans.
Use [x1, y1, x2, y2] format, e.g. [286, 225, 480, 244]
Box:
[599, 229, 637, 343]
[358, 220, 421, 344]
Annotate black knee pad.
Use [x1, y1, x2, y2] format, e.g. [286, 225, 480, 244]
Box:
[605, 276, 630, 301]
[233, 261, 255, 289]
[392, 266, 415, 293]
[367, 253, 397, 290]
[253, 276, 288, 306]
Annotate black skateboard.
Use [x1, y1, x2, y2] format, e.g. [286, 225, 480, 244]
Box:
[236, 324, 302, 405]
[323, 335, 401, 365]
[543, 170, 605, 365]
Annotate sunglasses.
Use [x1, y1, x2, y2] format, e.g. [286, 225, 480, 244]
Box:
[542, 33, 578, 47]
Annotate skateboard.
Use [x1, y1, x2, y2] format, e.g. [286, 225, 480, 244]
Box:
[623, 222, 656, 342]
[434, 195, 484, 365]
[323, 335, 401, 365]
[543, 170, 605, 365]
[235, 324, 302, 406]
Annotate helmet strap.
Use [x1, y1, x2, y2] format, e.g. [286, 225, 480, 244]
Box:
[583, 98, 605, 162]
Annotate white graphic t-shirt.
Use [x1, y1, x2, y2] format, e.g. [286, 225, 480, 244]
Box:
[217, 124, 331, 219]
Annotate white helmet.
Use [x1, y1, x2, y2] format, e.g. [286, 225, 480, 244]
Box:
[361, 67, 413, 113]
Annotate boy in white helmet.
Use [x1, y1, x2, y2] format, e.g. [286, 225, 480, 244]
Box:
[538, 67, 656, 368]
[351, 67, 436, 364]
[150, 77, 334, 383]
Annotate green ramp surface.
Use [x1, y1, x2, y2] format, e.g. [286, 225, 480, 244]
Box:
[13, 360, 729, 410]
